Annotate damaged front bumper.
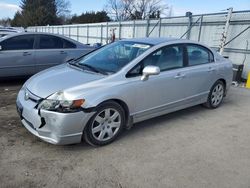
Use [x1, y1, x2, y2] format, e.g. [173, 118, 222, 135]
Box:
[16, 89, 94, 145]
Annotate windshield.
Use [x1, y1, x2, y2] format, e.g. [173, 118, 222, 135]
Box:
[76, 41, 152, 74]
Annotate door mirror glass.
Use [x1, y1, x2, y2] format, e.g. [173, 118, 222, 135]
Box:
[141, 65, 160, 81]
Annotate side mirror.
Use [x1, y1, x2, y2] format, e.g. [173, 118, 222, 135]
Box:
[141, 65, 160, 81]
[0, 45, 2, 51]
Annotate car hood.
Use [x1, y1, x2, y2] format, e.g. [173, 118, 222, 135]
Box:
[25, 64, 105, 98]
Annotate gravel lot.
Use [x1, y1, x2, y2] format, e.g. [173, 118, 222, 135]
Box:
[0, 80, 250, 188]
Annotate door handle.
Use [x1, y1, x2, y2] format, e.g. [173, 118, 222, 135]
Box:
[60, 51, 67, 54]
[208, 67, 216, 72]
[23, 52, 32, 56]
[174, 73, 185, 79]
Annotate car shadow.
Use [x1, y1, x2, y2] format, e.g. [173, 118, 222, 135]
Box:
[48, 95, 235, 151]
[0, 77, 28, 87]
[121, 105, 204, 138]
[60, 105, 208, 151]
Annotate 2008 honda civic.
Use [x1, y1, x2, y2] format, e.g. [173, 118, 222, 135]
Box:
[16, 38, 233, 146]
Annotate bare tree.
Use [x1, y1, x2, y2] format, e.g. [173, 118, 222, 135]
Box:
[105, 0, 168, 21]
[55, 0, 71, 17]
[55, 0, 71, 24]
[0, 18, 12, 27]
[105, 0, 131, 21]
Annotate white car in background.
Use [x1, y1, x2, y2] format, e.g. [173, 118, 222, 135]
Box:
[0, 28, 19, 38]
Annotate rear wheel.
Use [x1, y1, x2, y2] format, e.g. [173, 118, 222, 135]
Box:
[84, 101, 125, 146]
[203, 80, 225, 109]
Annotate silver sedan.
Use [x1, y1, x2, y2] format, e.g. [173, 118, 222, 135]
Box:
[16, 38, 233, 146]
[0, 32, 95, 78]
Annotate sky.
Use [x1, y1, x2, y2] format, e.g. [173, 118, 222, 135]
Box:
[0, 0, 249, 19]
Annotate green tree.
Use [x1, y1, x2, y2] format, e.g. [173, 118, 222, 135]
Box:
[11, 0, 70, 27]
[11, 12, 23, 27]
[70, 11, 111, 24]
[23, 0, 57, 26]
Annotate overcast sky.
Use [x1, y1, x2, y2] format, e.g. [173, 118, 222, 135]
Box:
[0, 0, 249, 19]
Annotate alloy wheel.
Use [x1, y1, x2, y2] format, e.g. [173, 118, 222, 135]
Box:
[91, 108, 121, 141]
[211, 83, 224, 107]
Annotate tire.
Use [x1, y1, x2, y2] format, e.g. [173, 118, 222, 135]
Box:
[203, 80, 225, 109]
[84, 101, 125, 146]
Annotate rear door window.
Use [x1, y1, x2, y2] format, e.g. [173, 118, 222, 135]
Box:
[187, 45, 214, 66]
[0, 35, 35, 51]
[39, 35, 63, 49]
[62, 39, 76, 49]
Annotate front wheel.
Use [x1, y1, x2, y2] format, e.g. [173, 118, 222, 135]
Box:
[203, 80, 225, 109]
[84, 101, 125, 146]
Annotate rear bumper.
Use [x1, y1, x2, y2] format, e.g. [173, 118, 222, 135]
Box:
[16, 89, 94, 145]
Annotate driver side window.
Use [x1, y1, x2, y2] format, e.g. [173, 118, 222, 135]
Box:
[127, 44, 184, 78]
[0, 35, 35, 51]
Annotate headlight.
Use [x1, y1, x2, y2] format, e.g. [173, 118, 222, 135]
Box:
[38, 99, 85, 112]
[38, 91, 85, 113]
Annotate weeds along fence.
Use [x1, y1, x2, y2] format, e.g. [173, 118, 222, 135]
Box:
[28, 10, 250, 79]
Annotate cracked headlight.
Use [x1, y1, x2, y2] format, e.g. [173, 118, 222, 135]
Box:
[38, 92, 85, 113]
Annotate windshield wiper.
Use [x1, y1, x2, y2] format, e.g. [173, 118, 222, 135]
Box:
[68, 61, 107, 75]
[78, 63, 108, 75]
[67, 59, 77, 66]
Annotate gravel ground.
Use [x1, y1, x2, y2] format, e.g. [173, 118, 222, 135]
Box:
[0, 80, 250, 188]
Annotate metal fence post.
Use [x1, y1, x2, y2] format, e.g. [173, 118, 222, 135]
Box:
[106, 22, 109, 44]
[133, 20, 136, 38]
[77, 26, 79, 41]
[119, 21, 122, 40]
[87, 25, 89, 44]
[158, 18, 162, 37]
[186, 12, 193, 39]
[101, 24, 103, 44]
[198, 15, 203, 41]
[146, 19, 150, 37]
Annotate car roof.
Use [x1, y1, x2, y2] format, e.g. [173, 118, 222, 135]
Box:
[0, 32, 89, 47]
[0, 29, 18, 32]
[2, 32, 68, 38]
[121, 37, 179, 45]
[122, 37, 214, 52]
